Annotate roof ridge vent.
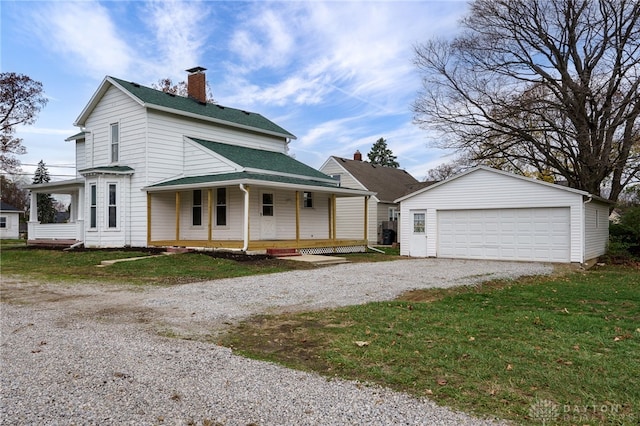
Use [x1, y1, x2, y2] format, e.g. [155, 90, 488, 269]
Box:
[131, 82, 140, 87]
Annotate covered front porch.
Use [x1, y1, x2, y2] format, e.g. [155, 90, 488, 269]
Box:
[25, 179, 85, 247]
[145, 175, 374, 254]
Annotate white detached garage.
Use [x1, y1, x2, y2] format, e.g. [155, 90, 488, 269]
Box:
[396, 166, 611, 264]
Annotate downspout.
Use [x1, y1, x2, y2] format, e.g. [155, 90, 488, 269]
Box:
[239, 184, 249, 252]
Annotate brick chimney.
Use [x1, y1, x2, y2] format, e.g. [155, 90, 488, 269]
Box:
[186, 66, 207, 103]
[353, 150, 362, 161]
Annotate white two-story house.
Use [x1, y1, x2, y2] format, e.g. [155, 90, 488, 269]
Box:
[26, 68, 373, 253]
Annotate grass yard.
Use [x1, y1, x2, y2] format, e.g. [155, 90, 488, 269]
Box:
[0, 247, 312, 285]
[0, 245, 396, 285]
[221, 266, 640, 425]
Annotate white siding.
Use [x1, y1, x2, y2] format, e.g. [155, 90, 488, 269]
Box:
[399, 168, 586, 263]
[75, 140, 86, 177]
[183, 139, 239, 176]
[584, 201, 610, 260]
[83, 86, 149, 247]
[83, 175, 129, 248]
[0, 212, 21, 239]
[146, 110, 287, 186]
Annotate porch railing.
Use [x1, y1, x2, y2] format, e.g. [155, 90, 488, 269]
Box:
[27, 221, 84, 241]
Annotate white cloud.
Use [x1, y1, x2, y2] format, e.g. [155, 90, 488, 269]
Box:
[140, 0, 212, 80]
[32, 1, 132, 79]
[223, 2, 466, 111]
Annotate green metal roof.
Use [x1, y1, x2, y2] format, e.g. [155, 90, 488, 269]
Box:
[147, 171, 339, 189]
[189, 138, 332, 181]
[109, 77, 296, 139]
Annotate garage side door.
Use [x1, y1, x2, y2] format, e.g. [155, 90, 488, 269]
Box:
[437, 208, 570, 262]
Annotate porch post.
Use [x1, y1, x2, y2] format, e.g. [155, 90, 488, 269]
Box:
[295, 191, 300, 246]
[147, 192, 152, 246]
[327, 196, 332, 240]
[28, 190, 38, 240]
[29, 191, 38, 222]
[175, 192, 181, 242]
[364, 195, 370, 243]
[207, 188, 213, 242]
[76, 187, 85, 242]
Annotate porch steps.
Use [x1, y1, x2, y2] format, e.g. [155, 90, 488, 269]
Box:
[27, 239, 81, 248]
[278, 254, 350, 266]
[266, 248, 301, 257]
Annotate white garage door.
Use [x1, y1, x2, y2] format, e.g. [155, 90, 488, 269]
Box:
[437, 208, 570, 262]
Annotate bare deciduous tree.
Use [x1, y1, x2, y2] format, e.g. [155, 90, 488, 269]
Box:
[0, 73, 48, 173]
[413, 0, 640, 202]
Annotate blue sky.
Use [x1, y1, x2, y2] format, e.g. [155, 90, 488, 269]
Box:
[2, 0, 468, 183]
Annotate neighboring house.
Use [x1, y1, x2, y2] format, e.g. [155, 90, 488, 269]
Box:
[0, 201, 23, 239]
[396, 166, 611, 264]
[26, 68, 372, 253]
[320, 151, 419, 244]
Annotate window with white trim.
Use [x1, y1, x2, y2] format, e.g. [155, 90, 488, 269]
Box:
[0, 217, 6, 228]
[90, 184, 97, 229]
[389, 207, 399, 221]
[108, 183, 117, 228]
[110, 123, 119, 163]
[216, 188, 227, 226]
[192, 190, 202, 226]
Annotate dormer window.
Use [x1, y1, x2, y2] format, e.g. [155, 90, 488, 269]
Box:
[110, 122, 119, 162]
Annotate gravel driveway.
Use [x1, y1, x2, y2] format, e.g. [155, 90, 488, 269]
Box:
[1, 258, 552, 425]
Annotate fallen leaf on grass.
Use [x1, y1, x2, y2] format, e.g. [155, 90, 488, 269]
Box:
[506, 364, 513, 371]
[354, 341, 370, 347]
[437, 378, 448, 386]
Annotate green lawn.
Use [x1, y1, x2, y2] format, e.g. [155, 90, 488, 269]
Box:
[221, 266, 640, 425]
[0, 246, 397, 285]
[0, 247, 310, 285]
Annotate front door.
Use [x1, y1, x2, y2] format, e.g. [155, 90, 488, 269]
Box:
[409, 210, 428, 257]
[260, 192, 276, 239]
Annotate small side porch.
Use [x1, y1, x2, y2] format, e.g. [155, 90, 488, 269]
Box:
[25, 179, 85, 247]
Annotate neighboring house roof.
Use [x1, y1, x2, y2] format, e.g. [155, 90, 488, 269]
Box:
[0, 201, 22, 212]
[327, 156, 419, 203]
[189, 138, 331, 182]
[74, 76, 296, 140]
[395, 165, 613, 203]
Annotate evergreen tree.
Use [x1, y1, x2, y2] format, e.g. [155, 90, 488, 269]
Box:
[32, 160, 56, 223]
[367, 137, 399, 168]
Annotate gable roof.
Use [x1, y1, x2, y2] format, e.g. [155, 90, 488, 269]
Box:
[395, 165, 613, 203]
[0, 201, 22, 212]
[327, 156, 419, 203]
[74, 76, 296, 140]
[189, 138, 334, 183]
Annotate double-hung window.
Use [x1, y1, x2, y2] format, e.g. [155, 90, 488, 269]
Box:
[108, 184, 117, 228]
[216, 188, 227, 226]
[192, 190, 202, 226]
[0, 217, 6, 228]
[90, 184, 97, 229]
[110, 123, 119, 163]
